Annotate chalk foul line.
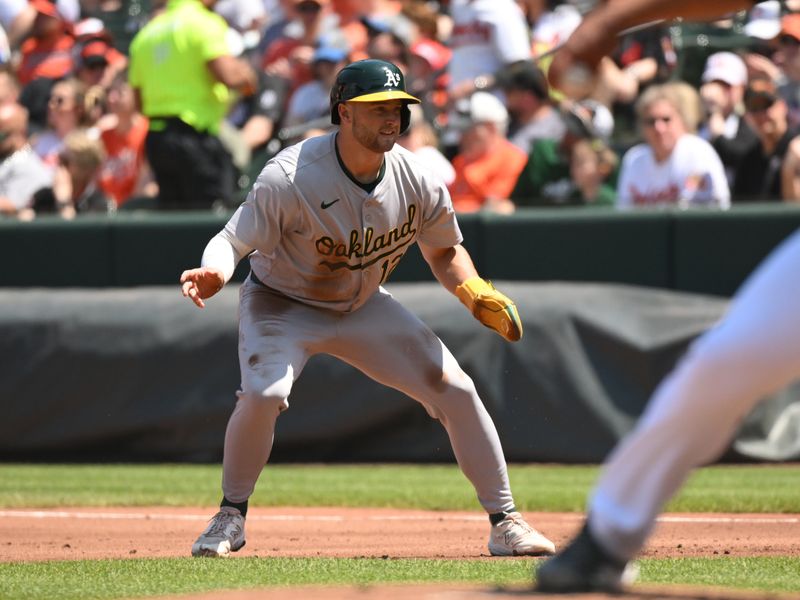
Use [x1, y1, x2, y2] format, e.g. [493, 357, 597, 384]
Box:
[0, 510, 797, 524]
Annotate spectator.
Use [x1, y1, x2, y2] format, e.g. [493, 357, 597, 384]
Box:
[510, 98, 615, 206]
[397, 103, 455, 186]
[496, 59, 565, 153]
[735, 75, 800, 201]
[400, 0, 442, 48]
[283, 45, 347, 128]
[327, 0, 370, 61]
[528, 1, 582, 58]
[214, 0, 267, 36]
[0, 0, 36, 49]
[96, 69, 155, 207]
[568, 138, 618, 207]
[15, 1, 84, 133]
[361, 14, 413, 71]
[774, 14, 800, 129]
[0, 102, 53, 216]
[742, 2, 783, 85]
[77, 0, 147, 54]
[446, 0, 531, 104]
[0, 22, 10, 67]
[0, 69, 20, 105]
[261, 0, 337, 91]
[16, 0, 76, 86]
[448, 91, 526, 213]
[72, 18, 128, 91]
[29, 129, 111, 218]
[698, 51, 760, 188]
[616, 82, 730, 209]
[406, 37, 451, 125]
[128, 0, 257, 210]
[744, 0, 782, 42]
[226, 69, 292, 169]
[256, 0, 295, 55]
[31, 76, 89, 168]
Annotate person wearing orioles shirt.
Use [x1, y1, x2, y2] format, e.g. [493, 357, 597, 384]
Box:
[96, 69, 156, 207]
[447, 91, 526, 214]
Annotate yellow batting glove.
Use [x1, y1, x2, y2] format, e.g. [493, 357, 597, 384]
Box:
[455, 277, 523, 342]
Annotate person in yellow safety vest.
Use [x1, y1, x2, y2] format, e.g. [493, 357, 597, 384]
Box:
[128, 0, 256, 210]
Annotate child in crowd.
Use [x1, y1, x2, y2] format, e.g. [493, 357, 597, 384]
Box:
[27, 129, 111, 218]
[569, 138, 618, 206]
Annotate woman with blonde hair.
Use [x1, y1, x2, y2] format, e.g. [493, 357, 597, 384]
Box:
[615, 82, 730, 208]
[31, 77, 94, 168]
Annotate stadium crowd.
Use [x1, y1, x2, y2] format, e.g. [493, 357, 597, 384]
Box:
[1, 0, 800, 218]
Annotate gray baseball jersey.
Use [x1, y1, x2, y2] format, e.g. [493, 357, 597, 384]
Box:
[219, 131, 462, 312]
[206, 132, 518, 517]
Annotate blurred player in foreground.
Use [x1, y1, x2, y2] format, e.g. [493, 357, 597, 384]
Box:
[547, 0, 754, 100]
[537, 0, 800, 593]
[180, 58, 556, 559]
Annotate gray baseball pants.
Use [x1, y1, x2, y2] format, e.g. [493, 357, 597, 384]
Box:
[220, 278, 516, 514]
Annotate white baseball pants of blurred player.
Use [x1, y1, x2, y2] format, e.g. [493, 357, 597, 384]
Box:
[588, 227, 800, 561]
[220, 279, 516, 514]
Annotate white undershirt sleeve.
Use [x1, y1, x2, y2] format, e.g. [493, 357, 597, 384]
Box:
[200, 231, 253, 284]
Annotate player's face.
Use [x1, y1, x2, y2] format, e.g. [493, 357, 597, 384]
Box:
[349, 100, 404, 153]
[640, 99, 684, 161]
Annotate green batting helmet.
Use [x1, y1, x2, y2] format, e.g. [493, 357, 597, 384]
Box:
[330, 59, 421, 132]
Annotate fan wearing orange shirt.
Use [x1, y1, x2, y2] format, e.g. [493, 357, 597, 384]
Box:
[448, 92, 527, 213]
[17, 0, 75, 86]
[96, 71, 155, 206]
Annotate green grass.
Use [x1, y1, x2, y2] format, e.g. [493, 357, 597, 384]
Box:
[2, 463, 800, 599]
[3, 463, 800, 512]
[2, 557, 799, 600]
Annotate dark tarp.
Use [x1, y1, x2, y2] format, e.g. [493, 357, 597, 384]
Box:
[1, 282, 797, 463]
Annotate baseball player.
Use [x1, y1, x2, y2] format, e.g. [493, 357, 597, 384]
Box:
[536, 0, 794, 593]
[181, 58, 556, 559]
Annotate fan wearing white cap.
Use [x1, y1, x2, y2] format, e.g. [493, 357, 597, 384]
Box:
[744, 0, 782, 40]
[448, 91, 528, 213]
[698, 51, 760, 188]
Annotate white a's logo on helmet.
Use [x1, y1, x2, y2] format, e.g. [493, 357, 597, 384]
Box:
[383, 67, 401, 88]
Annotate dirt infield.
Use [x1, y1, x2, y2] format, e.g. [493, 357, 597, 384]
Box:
[3, 508, 798, 599]
[2, 507, 798, 562]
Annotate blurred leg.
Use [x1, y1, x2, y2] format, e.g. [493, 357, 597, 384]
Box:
[589, 229, 800, 560]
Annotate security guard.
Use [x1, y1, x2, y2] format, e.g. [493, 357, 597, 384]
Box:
[128, 0, 256, 209]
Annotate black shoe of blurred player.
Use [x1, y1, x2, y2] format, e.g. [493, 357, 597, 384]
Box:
[535, 522, 638, 593]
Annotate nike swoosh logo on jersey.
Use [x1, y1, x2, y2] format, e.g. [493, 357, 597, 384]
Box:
[321, 198, 341, 209]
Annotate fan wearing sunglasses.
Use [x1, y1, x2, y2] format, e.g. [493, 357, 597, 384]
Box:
[0, 102, 53, 217]
[733, 75, 800, 201]
[615, 81, 730, 209]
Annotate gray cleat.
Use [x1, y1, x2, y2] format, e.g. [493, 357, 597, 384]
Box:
[191, 506, 246, 558]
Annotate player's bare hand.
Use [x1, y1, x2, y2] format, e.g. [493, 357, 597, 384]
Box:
[180, 267, 225, 309]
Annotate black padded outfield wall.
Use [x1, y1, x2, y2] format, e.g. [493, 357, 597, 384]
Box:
[2, 283, 798, 463]
[3, 204, 800, 296]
